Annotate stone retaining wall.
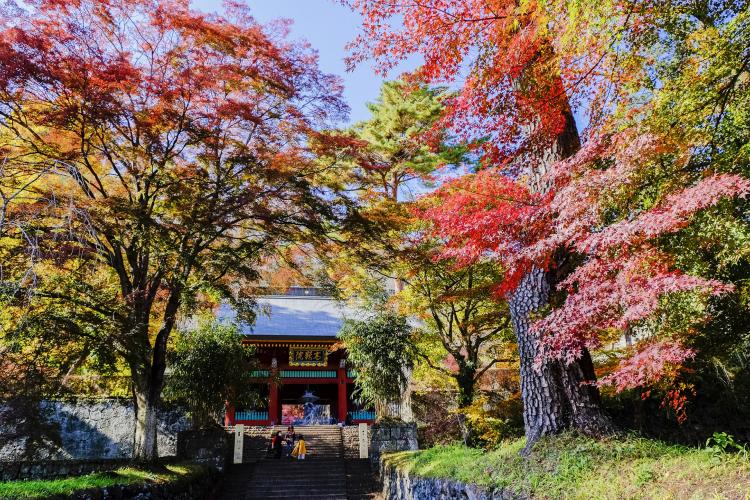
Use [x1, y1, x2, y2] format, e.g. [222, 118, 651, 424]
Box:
[0, 399, 189, 461]
[342, 425, 368, 459]
[0, 458, 130, 482]
[369, 422, 418, 467]
[381, 459, 523, 500]
[176, 429, 233, 471]
[40, 466, 222, 500]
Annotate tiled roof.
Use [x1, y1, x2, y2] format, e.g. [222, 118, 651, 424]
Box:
[216, 296, 361, 338]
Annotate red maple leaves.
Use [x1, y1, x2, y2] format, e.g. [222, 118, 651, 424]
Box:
[420, 128, 749, 390]
[347, 1, 750, 398]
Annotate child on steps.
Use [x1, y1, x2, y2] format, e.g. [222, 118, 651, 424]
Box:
[291, 434, 307, 460]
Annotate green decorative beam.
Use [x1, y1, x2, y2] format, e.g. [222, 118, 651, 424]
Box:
[280, 370, 337, 378]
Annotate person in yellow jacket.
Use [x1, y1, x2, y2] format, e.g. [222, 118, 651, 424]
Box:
[291, 434, 307, 460]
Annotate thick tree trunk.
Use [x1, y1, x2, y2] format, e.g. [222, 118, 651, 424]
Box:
[398, 365, 414, 422]
[511, 105, 613, 453]
[559, 349, 614, 436]
[509, 267, 568, 446]
[128, 289, 181, 463]
[456, 368, 476, 408]
[132, 380, 160, 463]
[455, 367, 477, 446]
[129, 334, 164, 463]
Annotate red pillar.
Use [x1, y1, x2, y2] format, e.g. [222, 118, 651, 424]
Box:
[269, 381, 279, 425]
[337, 367, 348, 423]
[225, 402, 235, 426]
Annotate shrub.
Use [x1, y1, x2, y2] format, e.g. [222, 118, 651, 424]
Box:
[165, 321, 260, 428]
[460, 393, 524, 449]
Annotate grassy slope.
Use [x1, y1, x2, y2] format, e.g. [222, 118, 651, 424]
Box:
[384, 434, 750, 499]
[0, 463, 205, 499]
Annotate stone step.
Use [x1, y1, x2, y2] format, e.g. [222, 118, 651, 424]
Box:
[249, 485, 347, 491]
[248, 482, 347, 489]
[251, 467, 347, 474]
[250, 491, 346, 500]
[247, 491, 347, 497]
[248, 489, 347, 493]
[252, 464, 346, 469]
[346, 458, 377, 499]
[220, 426, 362, 500]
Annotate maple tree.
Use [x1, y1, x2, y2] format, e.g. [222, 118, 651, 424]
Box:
[0, 0, 346, 461]
[346, 0, 750, 445]
[396, 240, 512, 410]
[346, 0, 613, 445]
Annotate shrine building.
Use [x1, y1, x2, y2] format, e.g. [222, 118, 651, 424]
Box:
[218, 288, 375, 426]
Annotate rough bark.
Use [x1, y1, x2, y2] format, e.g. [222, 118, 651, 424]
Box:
[509, 267, 568, 446]
[512, 106, 613, 453]
[559, 348, 613, 436]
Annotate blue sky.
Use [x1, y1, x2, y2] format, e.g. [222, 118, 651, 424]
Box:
[191, 0, 419, 124]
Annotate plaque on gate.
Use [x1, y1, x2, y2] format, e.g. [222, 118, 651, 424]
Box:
[289, 346, 328, 367]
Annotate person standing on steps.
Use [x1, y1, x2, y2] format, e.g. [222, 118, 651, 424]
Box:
[266, 430, 276, 457]
[291, 434, 306, 460]
[273, 431, 283, 459]
[284, 425, 296, 458]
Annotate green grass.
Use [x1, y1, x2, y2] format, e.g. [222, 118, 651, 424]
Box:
[0, 463, 205, 499]
[383, 433, 750, 499]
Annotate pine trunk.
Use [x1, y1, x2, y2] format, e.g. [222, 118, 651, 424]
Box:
[512, 105, 613, 452]
[509, 267, 567, 447]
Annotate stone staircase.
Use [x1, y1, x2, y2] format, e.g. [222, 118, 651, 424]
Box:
[221, 425, 375, 500]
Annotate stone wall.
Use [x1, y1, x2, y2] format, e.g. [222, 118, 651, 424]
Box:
[51, 466, 222, 500]
[176, 429, 233, 471]
[1, 458, 130, 482]
[0, 399, 189, 461]
[342, 424, 369, 459]
[369, 421, 418, 467]
[380, 459, 523, 500]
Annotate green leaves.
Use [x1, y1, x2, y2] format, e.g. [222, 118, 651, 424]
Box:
[164, 320, 260, 429]
[339, 311, 418, 407]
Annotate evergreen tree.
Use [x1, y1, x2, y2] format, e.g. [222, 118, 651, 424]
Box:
[346, 80, 464, 202]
